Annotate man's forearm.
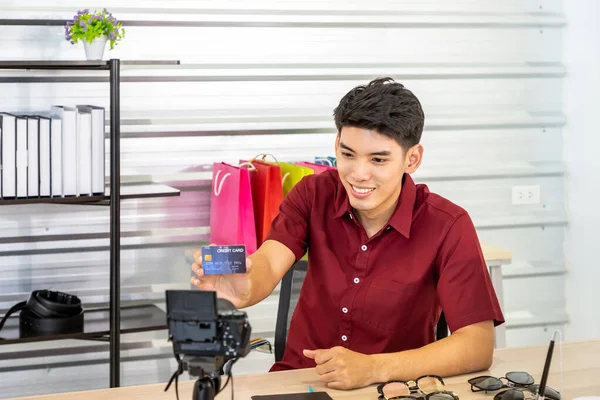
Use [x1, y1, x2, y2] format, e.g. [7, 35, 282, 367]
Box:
[370, 321, 495, 384]
[242, 250, 279, 308]
[240, 240, 298, 308]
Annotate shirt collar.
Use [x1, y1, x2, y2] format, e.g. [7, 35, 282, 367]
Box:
[333, 173, 417, 238]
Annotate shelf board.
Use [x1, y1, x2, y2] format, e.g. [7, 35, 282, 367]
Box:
[504, 308, 569, 329]
[114, 110, 566, 139]
[473, 210, 568, 229]
[111, 183, 181, 199]
[502, 260, 566, 279]
[0, 304, 166, 346]
[0, 60, 180, 70]
[0, 62, 566, 84]
[415, 161, 564, 181]
[0, 183, 180, 206]
[128, 161, 565, 189]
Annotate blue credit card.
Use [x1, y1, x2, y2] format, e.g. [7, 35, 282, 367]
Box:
[201, 245, 247, 274]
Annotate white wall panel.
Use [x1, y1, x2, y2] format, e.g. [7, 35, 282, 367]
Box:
[563, 0, 600, 342]
[0, 78, 564, 114]
[0, 1, 567, 397]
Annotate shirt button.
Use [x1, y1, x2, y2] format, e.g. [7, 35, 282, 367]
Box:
[361, 245, 367, 251]
[386, 226, 391, 230]
[341, 335, 348, 341]
[342, 307, 349, 313]
[353, 277, 360, 284]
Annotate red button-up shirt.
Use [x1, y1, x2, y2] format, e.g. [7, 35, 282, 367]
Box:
[266, 170, 504, 372]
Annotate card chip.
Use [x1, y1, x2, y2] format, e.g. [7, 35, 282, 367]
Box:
[204, 254, 212, 261]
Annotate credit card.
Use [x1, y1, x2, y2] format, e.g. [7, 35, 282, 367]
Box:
[201, 245, 247, 274]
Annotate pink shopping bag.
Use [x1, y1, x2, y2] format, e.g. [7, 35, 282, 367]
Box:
[209, 162, 258, 254]
[295, 161, 337, 174]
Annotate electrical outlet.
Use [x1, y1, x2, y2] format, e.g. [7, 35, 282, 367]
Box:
[512, 185, 541, 205]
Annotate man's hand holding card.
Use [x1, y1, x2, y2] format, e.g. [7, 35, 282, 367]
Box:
[190, 244, 254, 309]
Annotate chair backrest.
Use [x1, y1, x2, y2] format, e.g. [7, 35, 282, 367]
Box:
[274, 259, 308, 362]
[436, 311, 449, 340]
[273, 260, 449, 362]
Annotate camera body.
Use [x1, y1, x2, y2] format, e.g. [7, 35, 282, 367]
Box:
[165, 290, 251, 377]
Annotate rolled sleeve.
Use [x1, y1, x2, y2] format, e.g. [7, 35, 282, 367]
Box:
[436, 212, 505, 332]
[265, 176, 312, 261]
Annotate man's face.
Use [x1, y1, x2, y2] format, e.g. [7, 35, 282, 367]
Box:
[335, 126, 421, 218]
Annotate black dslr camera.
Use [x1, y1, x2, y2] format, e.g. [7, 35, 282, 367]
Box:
[164, 290, 252, 400]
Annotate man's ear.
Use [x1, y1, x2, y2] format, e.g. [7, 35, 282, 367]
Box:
[404, 144, 424, 174]
[334, 132, 341, 152]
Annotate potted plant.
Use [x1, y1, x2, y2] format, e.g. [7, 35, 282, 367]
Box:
[65, 8, 125, 60]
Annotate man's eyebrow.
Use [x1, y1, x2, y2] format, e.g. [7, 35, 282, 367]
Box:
[339, 141, 391, 156]
[369, 150, 391, 156]
[339, 142, 355, 152]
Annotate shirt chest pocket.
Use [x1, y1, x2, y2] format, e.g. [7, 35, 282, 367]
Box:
[361, 278, 418, 333]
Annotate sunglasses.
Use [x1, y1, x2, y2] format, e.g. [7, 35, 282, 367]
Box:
[377, 375, 459, 400]
[492, 387, 561, 400]
[468, 371, 560, 400]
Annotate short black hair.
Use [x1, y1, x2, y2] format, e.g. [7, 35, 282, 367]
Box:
[333, 77, 425, 150]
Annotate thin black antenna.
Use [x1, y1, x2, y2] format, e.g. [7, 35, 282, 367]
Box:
[537, 330, 558, 399]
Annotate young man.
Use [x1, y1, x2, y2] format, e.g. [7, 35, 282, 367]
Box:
[191, 77, 504, 390]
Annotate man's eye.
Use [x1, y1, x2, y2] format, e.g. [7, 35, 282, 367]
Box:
[373, 158, 386, 164]
[341, 152, 353, 158]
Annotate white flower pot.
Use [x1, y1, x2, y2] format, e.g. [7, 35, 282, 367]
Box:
[83, 35, 108, 61]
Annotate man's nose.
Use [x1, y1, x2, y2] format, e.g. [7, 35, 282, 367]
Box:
[351, 161, 371, 182]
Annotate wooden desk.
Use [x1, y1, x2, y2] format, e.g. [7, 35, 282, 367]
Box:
[481, 243, 512, 349]
[7, 340, 598, 400]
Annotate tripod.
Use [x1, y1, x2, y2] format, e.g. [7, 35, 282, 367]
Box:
[187, 356, 227, 400]
[192, 374, 222, 400]
[165, 355, 237, 400]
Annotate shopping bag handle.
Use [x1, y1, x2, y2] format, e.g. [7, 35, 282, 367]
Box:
[214, 162, 257, 196]
[213, 170, 231, 196]
[281, 172, 290, 187]
[251, 153, 279, 164]
[238, 161, 257, 171]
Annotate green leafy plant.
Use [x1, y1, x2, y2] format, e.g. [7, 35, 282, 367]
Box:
[65, 8, 125, 50]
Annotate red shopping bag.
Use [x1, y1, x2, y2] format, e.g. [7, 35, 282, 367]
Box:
[209, 162, 258, 254]
[295, 161, 336, 174]
[241, 158, 284, 246]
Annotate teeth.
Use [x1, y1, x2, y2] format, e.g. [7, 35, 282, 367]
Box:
[352, 185, 374, 194]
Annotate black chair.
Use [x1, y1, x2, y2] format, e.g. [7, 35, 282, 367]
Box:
[274, 260, 449, 362]
[274, 259, 309, 362]
[436, 311, 449, 341]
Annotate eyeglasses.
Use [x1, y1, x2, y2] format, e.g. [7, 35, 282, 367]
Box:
[377, 375, 459, 400]
[492, 387, 562, 400]
[468, 372, 561, 400]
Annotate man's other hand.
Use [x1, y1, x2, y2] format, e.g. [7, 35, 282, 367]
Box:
[303, 346, 377, 390]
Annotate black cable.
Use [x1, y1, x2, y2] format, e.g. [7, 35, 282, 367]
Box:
[0, 301, 27, 332]
[164, 351, 184, 400]
[217, 358, 238, 400]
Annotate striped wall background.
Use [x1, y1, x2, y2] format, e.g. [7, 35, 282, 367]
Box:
[0, 1, 568, 397]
